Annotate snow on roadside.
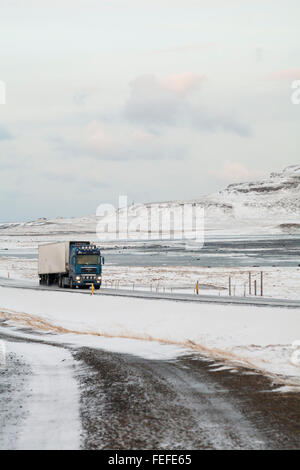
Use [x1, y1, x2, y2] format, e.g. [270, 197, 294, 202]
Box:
[2, 325, 189, 361]
[0, 257, 36, 281]
[1, 341, 81, 450]
[1, 253, 300, 301]
[0, 287, 300, 385]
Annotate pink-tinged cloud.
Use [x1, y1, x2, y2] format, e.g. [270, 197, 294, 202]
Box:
[162, 72, 204, 93]
[85, 120, 107, 145]
[85, 121, 155, 151]
[75, 120, 183, 161]
[124, 73, 251, 137]
[216, 161, 259, 182]
[268, 69, 300, 80]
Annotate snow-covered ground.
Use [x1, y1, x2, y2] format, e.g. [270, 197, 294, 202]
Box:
[0, 287, 300, 387]
[101, 265, 300, 300]
[1, 253, 299, 301]
[1, 341, 81, 450]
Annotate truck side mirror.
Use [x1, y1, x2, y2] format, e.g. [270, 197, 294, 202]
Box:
[102, 256, 105, 265]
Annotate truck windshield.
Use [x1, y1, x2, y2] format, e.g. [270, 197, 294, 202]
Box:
[77, 254, 100, 265]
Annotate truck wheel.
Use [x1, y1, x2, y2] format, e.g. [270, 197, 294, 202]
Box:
[70, 278, 73, 289]
[46, 275, 50, 286]
[59, 277, 63, 288]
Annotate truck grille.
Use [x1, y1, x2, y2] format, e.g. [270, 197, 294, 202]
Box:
[81, 268, 97, 274]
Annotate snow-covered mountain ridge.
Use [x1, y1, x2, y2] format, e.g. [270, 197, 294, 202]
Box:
[1, 165, 299, 238]
[224, 165, 300, 195]
[209, 164, 300, 215]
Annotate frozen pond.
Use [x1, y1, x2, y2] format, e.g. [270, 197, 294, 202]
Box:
[103, 235, 300, 267]
[0, 234, 299, 267]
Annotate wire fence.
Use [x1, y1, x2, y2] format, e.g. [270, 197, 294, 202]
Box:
[102, 271, 266, 297]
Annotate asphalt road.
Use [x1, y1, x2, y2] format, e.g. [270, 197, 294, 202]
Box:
[1, 326, 300, 450]
[1, 276, 300, 309]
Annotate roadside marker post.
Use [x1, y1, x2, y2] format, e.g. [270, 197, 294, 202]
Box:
[196, 281, 199, 295]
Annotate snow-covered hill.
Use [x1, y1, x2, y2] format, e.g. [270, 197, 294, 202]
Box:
[1, 165, 299, 241]
[214, 164, 300, 214]
[204, 164, 300, 234]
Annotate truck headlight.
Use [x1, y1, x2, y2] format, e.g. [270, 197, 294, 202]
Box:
[76, 276, 81, 280]
[97, 276, 101, 280]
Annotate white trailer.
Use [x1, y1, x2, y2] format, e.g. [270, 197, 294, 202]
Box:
[38, 242, 70, 275]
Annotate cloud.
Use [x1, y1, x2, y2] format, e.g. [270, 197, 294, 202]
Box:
[255, 47, 263, 63]
[84, 121, 185, 160]
[189, 106, 251, 137]
[52, 120, 185, 161]
[0, 125, 12, 140]
[161, 72, 204, 93]
[42, 166, 108, 190]
[124, 74, 189, 126]
[151, 43, 213, 56]
[268, 69, 300, 80]
[215, 161, 259, 182]
[73, 85, 102, 107]
[124, 74, 251, 137]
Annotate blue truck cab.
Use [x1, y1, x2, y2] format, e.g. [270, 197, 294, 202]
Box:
[69, 241, 104, 289]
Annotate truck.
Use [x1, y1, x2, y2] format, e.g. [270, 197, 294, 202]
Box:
[38, 241, 104, 289]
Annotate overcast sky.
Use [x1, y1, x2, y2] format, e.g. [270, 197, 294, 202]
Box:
[0, 0, 299, 221]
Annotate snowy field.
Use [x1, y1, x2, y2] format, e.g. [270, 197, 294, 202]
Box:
[1, 252, 300, 301]
[0, 286, 300, 387]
